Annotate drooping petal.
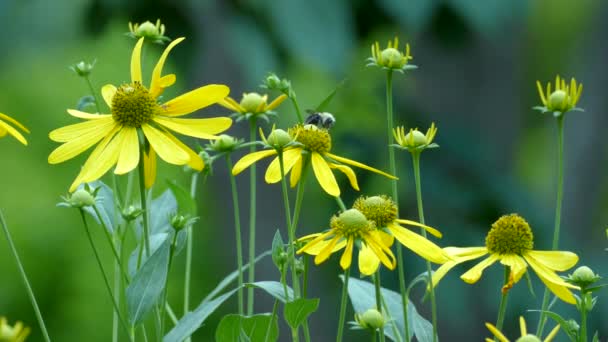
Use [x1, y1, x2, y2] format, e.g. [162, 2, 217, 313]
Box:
[0, 120, 28, 145]
[525, 250, 578, 271]
[77, 127, 126, 185]
[161, 85, 230, 116]
[485, 323, 509, 342]
[499, 254, 528, 283]
[358, 242, 381, 275]
[161, 129, 205, 171]
[265, 148, 301, 183]
[265, 94, 288, 111]
[311, 152, 340, 196]
[329, 163, 359, 191]
[149, 37, 185, 96]
[314, 236, 342, 265]
[388, 223, 450, 264]
[325, 152, 397, 180]
[0, 113, 29, 133]
[232, 149, 277, 176]
[131, 38, 144, 83]
[460, 254, 499, 284]
[339, 238, 354, 270]
[154, 116, 232, 139]
[101, 84, 116, 108]
[67, 109, 112, 119]
[144, 148, 157, 189]
[523, 253, 579, 304]
[364, 233, 396, 270]
[519, 316, 527, 336]
[395, 218, 442, 238]
[114, 127, 140, 174]
[48, 119, 117, 163]
[141, 124, 190, 165]
[217, 97, 243, 113]
[297, 230, 334, 255]
[300, 236, 346, 255]
[545, 324, 561, 342]
[377, 230, 394, 247]
[290, 155, 303, 188]
[430, 247, 488, 287]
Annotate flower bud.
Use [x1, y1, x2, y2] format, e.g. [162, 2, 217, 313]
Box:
[381, 48, 406, 69]
[266, 129, 292, 148]
[210, 134, 240, 152]
[404, 130, 427, 147]
[170, 214, 189, 231]
[69, 189, 96, 207]
[515, 335, 542, 342]
[70, 60, 95, 77]
[568, 265, 600, 288]
[135, 21, 158, 37]
[127, 19, 169, 43]
[122, 205, 143, 222]
[548, 90, 568, 111]
[240, 93, 266, 113]
[355, 309, 385, 330]
[294, 258, 305, 276]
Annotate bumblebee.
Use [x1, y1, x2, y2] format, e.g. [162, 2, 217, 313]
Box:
[304, 111, 336, 129]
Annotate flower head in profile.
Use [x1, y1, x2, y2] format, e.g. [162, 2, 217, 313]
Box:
[367, 37, 416, 72]
[352, 195, 450, 273]
[0, 113, 29, 145]
[49, 37, 232, 191]
[297, 209, 396, 275]
[0, 316, 30, 342]
[232, 124, 396, 196]
[534, 76, 583, 116]
[127, 19, 169, 44]
[431, 214, 580, 303]
[393, 123, 438, 153]
[219, 92, 287, 122]
[485, 316, 560, 342]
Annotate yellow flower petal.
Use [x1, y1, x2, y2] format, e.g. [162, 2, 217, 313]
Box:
[48, 119, 117, 163]
[460, 254, 499, 284]
[131, 37, 144, 83]
[499, 254, 528, 283]
[545, 324, 561, 342]
[364, 233, 396, 270]
[67, 109, 112, 120]
[161, 84, 230, 116]
[325, 152, 397, 180]
[519, 316, 527, 336]
[0, 120, 28, 145]
[388, 223, 450, 264]
[141, 124, 190, 165]
[265, 148, 302, 183]
[377, 230, 394, 247]
[525, 250, 578, 271]
[297, 231, 334, 255]
[299, 236, 346, 255]
[49, 117, 115, 143]
[329, 163, 359, 191]
[311, 152, 340, 196]
[485, 323, 509, 342]
[523, 253, 578, 303]
[218, 97, 243, 113]
[290, 155, 303, 188]
[232, 149, 277, 176]
[161, 129, 204, 171]
[340, 238, 354, 270]
[144, 148, 157, 189]
[149, 37, 185, 97]
[154, 116, 232, 139]
[430, 247, 488, 287]
[314, 236, 342, 265]
[114, 127, 140, 174]
[101, 84, 116, 108]
[68, 126, 120, 191]
[358, 242, 381, 275]
[265, 94, 288, 111]
[536, 80, 547, 106]
[395, 218, 442, 238]
[0, 113, 29, 133]
[77, 127, 126, 185]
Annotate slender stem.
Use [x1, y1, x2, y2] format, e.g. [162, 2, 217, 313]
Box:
[226, 155, 244, 315]
[247, 120, 258, 315]
[0, 210, 52, 342]
[92, 206, 130, 282]
[335, 197, 347, 211]
[337, 267, 351, 342]
[580, 292, 588, 342]
[112, 228, 121, 342]
[411, 153, 438, 342]
[137, 145, 151, 257]
[495, 266, 511, 337]
[372, 331, 378, 342]
[291, 159, 309, 233]
[184, 172, 202, 319]
[537, 115, 565, 335]
[302, 255, 309, 298]
[79, 210, 132, 339]
[290, 97, 304, 123]
[381, 294, 403, 342]
[374, 273, 386, 342]
[265, 300, 279, 342]
[159, 232, 178, 338]
[83, 75, 102, 114]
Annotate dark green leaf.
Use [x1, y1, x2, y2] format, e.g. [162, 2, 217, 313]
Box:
[284, 298, 319, 329]
[271, 230, 285, 269]
[149, 189, 178, 235]
[215, 314, 279, 342]
[528, 310, 577, 341]
[167, 181, 196, 216]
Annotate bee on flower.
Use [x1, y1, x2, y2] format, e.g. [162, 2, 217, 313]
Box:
[0, 113, 29, 145]
[367, 36, 417, 72]
[534, 75, 583, 116]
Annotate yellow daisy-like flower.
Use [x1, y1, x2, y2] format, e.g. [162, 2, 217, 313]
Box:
[431, 214, 580, 303]
[485, 316, 560, 342]
[0, 113, 29, 145]
[393, 122, 438, 152]
[352, 195, 450, 274]
[297, 209, 397, 275]
[48, 37, 232, 191]
[232, 124, 396, 196]
[535, 76, 583, 115]
[219, 92, 287, 118]
[0, 316, 30, 342]
[367, 36, 416, 71]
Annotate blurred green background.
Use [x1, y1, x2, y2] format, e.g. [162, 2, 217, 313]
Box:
[1, 0, 606, 340]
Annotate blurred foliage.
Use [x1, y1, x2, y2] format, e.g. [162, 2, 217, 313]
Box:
[0, 0, 606, 341]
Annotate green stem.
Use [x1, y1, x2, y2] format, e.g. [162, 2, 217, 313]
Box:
[112, 227, 121, 342]
[265, 300, 279, 342]
[336, 267, 350, 342]
[411, 153, 438, 342]
[374, 273, 386, 342]
[335, 197, 347, 211]
[278, 152, 300, 296]
[381, 294, 403, 342]
[137, 143, 151, 257]
[159, 232, 178, 339]
[580, 292, 588, 342]
[0, 210, 52, 342]
[537, 115, 565, 335]
[84, 75, 102, 114]
[495, 266, 511, 337]
[372, 331, 378, 342]
[183, 172, 198, 316]
[92, 206, 130, 282]
[290, 96, 304, 124]
[247, 120, 258, 315]
[79, 210, 132, 340]
[226, 155, 245, 315]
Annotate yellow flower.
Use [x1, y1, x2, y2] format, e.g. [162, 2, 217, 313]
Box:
[232, 124, 396, 196]
[219, 92, 287, 118]
[431, 214, 580, 303]
[352, 195, 450, 273]
[0, 113, 29, 145]
[48, 37, 232, 191]
[393, 123, 438, 152]
[0, 316, 30, 342]
[368, 37, 416, 71]
[535, 76, 583, 115]
[297, 209, 396, 275]
[485, 316, 560, 342]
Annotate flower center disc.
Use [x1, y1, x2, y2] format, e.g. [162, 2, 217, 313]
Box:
[485, 214, 534, 255]
[331, 209, 374, 238]
[353, 195, 397, 228]
[290, 124, 332, 153]
[111, 82, 158, 127]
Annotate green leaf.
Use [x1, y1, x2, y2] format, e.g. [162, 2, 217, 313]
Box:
[81, 181, 119, 233]
[203, 251, 271, 302]
[245, 281, 294, 303]
[314, 79, 346, 112]
[128, 232, 171, 276]
[149, 189, 178, 235]
[271, 230, 285, 269]
[76, 95, 96, 111]
[528, 310, 577, 341]
[167, 181, 196, 216]
[126, 236, 171, 326]
[284, 298, 319, 329]
[343, 276, 432, 342]
[215, 314, 279, 342]
[163, 288, 238, 342]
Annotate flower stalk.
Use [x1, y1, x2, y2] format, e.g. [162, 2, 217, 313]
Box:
[247, 119, 258, 315]
[226, 155, 245, 315]
[495, 266, 511, 337]
[337, 267, 351, 342]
